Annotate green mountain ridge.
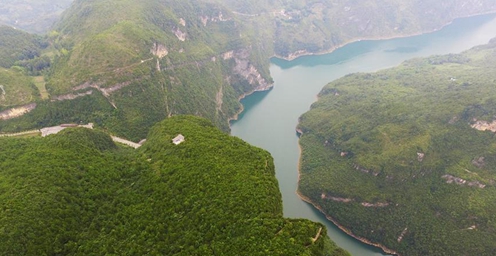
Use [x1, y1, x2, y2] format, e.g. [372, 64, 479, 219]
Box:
[0, 115, 348, 255]
[298, 38, 496, 255]
[2, 0, 496, 142]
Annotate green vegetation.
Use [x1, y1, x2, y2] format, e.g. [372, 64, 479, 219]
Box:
[1, 1, 495, 255]
[34, 0, 274, 140]
[0, 26, 48, 69]
[0, 115, 346, 255]
[2, 0, 496, 141]
[0, 26, 51, 108]
[298, 38, 496, 255]
[32, 76, 49, 99]
[0, 91, 115, 133]
[0, 67, 39, 109]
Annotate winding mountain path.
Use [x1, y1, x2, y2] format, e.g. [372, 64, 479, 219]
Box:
[1, 124, 143, 149]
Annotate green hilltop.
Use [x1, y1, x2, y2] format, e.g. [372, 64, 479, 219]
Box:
[0, 67, 38, 108]
[298, 38, 496, 255]
[0, 115, 348, 255]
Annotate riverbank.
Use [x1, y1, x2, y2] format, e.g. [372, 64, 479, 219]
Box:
[273, 11, 496, 61]
[297, 190, 399, 256]
[227, 84, 274, 125]
[232, 12, 496, 127]
[295, 142, 398, 256]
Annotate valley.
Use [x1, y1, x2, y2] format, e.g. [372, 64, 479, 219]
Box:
[232, 13, 496, 255]
[2, 0, 496, 255]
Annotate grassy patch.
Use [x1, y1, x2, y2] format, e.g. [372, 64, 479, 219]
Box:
[33, 76, 49, 99]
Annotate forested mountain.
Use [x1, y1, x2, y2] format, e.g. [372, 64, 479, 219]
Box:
[297, 38, 496, 255]
[2, 0, 496, 142]
[0, 116, 348, 255]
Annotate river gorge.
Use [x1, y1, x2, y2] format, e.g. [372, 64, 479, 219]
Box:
[231, 13, 496, 255]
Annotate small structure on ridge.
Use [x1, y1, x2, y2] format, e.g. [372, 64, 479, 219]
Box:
[172, 134, 185, 145]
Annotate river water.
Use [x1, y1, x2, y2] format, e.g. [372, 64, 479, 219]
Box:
[231, 14, 496, 255]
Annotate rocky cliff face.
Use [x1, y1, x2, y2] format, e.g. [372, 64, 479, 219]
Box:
[227, 49, 272, 91]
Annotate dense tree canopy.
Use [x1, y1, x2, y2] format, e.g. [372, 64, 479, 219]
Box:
[0, 116, 347, 255]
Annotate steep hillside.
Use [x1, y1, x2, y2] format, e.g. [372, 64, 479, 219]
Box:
[0, 25, 48, 68]
[0, 67, 38, 109]
[298, 38, 496, 255]
[0, 116, 348, 255]
[0, 26, 51, 114]
[2, 0, 496, 141]
[38, 0, 271, 141]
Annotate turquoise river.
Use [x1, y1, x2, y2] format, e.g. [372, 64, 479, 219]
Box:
[231, 13, 496, 255]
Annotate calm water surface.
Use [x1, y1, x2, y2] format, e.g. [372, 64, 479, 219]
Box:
[231, 14, 496, 255]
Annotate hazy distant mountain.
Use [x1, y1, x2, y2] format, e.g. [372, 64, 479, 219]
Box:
[212, 0, 496, 58]
[0, 0, 73, 34]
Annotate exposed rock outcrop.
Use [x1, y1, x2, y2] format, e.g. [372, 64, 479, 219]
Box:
[0, 85, 5, 101]
[200, 12, 231, 26]
[321, 193, 353, 203]
[151, 43, 168, 58]
[179, 18, 186, 27]
[173, 28, 187, 41]
[0, 103, 36, 120]
[472, 156, 485, 168]
[361, 202, 389, 207]
[353, 163, 379, 176]
[72, 81, 132, 97]
[471, 118, 496, 132]
[442, 174, 486, 188]
[230, 49, 271, 91]
[397, 228, 408, 243]
[417, 152, 425, 162]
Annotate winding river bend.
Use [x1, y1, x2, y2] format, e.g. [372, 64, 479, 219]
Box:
[231, 13, 496, 255]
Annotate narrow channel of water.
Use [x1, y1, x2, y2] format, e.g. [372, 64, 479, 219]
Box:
[231, 14, 496, 255]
